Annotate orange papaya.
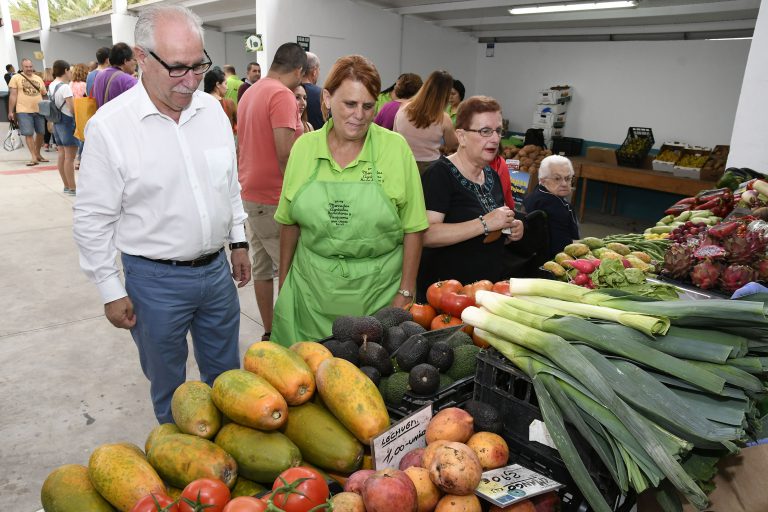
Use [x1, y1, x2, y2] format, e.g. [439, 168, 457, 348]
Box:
[315, 357, 390, 444]
[211, 369, 287, 430]
[41, 464, 115, 512]
[243, 341, 315, 405]
[171, 381, 221, 439]
[289, 341, 333, 375]
[214, 423, 301, 483]
[145, 423, 181, 454]
[147, 433, 237, 489]
[88, 443, 165, 512]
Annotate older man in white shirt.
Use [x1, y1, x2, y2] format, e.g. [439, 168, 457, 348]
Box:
[73, 4, 250, 424]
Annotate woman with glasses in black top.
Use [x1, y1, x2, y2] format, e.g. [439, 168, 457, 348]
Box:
[523, 154, 580, 260]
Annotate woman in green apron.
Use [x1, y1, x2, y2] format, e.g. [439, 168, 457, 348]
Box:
[271, 55, 429, 346]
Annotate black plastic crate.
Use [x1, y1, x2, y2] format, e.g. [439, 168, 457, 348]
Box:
[474, 348, 632, 512]
[386, 375, 474, 421]
[615, 127, 655, 168]
[552, 136, 584, 156]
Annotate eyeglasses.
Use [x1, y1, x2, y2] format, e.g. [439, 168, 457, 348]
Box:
[463, 127, 504, 138]
[542, 175, 575, 185]
[148, 49, 212, 77]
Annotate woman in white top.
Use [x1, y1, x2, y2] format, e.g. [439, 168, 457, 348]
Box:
[393, 70, 458, 173]
[50, 60, 77, 196]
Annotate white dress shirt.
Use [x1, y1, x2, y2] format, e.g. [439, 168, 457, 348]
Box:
[73, 80, 247, 304]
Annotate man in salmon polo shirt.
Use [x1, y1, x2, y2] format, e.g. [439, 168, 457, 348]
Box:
[237, 42, 307, 341]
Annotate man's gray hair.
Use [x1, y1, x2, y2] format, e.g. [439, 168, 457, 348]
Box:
[306, 52, 319, 71]
[135, 5, 204, 51]
[539, 154, 573, 179]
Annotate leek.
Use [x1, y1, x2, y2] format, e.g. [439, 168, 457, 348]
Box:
[727, 357, 768, 374]
[685, 361, 765, 393]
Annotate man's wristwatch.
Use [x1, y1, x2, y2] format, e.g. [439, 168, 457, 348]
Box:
[397, 289, 414, 298]
[229, 242, 249, 251]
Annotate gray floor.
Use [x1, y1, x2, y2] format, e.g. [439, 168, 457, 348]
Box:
[0, 125, 626, 510]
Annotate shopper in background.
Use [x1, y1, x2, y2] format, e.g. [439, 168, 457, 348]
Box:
[204, 67, 236, 133]
[49, 60, 78, 196]
[237, 42, 306, 342]
[446, 79, 465, 125]
[8, 58, 47, 166]
[69, 63, 88, 169]
[393, 70, 458, 173]
[523, 155, 580, 260]
[73, 4, 249, 425]
[237, 61, 261, 102]
[294, 84, 313, 133]
[93, 43, 138, 107]
[223, 65, 242, 107]
[86, 47, 110, 96]
[375, 76, 398, 114]
[4, 64, 15, 85]
[416, 95, 523, 300]
[300, 52, 323, 130]
[373, 72, 422, 130]
[41, 67, 55, 152]
[272, 55, 428, 346]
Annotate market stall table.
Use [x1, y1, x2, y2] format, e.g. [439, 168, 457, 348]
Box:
[570, 158, 718, 221]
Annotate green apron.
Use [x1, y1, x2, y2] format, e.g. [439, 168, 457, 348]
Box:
[271, 146, 404, 346]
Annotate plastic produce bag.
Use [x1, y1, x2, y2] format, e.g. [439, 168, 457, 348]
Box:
[3, 121, 23, 151]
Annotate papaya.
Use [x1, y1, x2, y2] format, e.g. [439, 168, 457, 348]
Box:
[211, 369, 288, 430]
[147, 433, 238, 489]
[214, 423, 301, 483]
[231, 477, 267, 498]
[166, 486, 183, 500]
[145, 423, 181, 454]
[243, 341, 316, 405]
[290, 341, 334, 375]
[171, 381, 222, 439]
[88, 443, 165, 512]
[41, 464, 115, 512]
[315, 357, 390, 444]
[281, 401, 364, 473]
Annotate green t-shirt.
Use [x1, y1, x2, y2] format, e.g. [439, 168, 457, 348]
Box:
[375, 91, 392, 115]
[275, 120, 429, 234]
[225, 75, 243, 106]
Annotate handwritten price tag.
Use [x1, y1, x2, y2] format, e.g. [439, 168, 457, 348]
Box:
[475, 464, 564, 507]
[371, 405, 432, 470]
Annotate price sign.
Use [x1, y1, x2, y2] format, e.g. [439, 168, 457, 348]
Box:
[475, 464, 564, 508]
[371, 405, 432, 470]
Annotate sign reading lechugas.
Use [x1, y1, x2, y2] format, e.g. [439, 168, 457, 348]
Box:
[371, 404, 432, 470]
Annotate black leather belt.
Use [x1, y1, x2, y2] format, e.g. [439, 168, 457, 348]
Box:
[137, 248, 223, 267]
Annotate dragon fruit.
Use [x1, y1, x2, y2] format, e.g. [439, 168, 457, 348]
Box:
[663, 243, 695, 279]
[690, 261, 724, 290]
[722, 236, 753, 265]
[720, 264, 757, 294]
[754, 258, 768, 281]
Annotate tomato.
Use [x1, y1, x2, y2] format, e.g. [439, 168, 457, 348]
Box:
[492, 280, 511, 296]
[426, 279, 462, 311]
[431, 314, 473, 335]
[462, 280, 494, 301]
[179, 478, 231, 512]
[131, 493, 179, 512]
[406, 302, 437, 329]
[222, 496, 268, 512]
[271, 466, 329, 512]
[439, 290, 475, 318]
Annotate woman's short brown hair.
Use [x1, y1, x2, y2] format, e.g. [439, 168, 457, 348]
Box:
[455, 95, 502, 131]
[71, 63, 89, 83]
[322, 55, 381, 121]
[394, 73, 422, 100]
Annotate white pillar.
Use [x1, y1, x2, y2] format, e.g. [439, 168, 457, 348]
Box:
[256, 0, 274, 68]
[37, 0, 50, 69]
[0, 0, 18, 87]
[728, 2, 768, 173]
[111, 0, 136, 45]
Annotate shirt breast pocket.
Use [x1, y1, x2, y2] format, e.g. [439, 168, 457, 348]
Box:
[203, 147, 232, 193]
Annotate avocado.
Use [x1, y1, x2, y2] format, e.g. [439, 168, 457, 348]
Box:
[427, 342, 454, 372]
[350, 316, 384, 345]
[400, 321, 426, 338]
[331, 316, 357, 342]
[325, 339, 360, 366]
[374, 306, 413, 329]
[438, 373, 454, 390]
[383, 325, 408, 355]
[359, 366, 382, 387]
[383, 371, 409, 405]
[396, 334, 430, 371]
[464, 399, 503, 434]
[446, 344, 481, 380]
[409, 364, 440, 396]
[359, 341, 393, 377]
[377, 376, 389, 398]
[443, 330, 474, 349]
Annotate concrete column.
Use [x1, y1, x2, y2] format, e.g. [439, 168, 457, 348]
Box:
[111, 0, 136, 45]
[0, 0, 18, 85]
[256, 0, 273, 67]
[728, 2, 768, 173]
[37, 0, 50, 69]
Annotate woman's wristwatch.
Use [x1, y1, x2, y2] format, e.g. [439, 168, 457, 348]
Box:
[229, 242, 249, 250]
[397, 289, 414, 299]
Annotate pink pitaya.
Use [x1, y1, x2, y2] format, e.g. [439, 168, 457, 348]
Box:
[720, 264, 757, 294]
[754, 258, 768, 281]
[690, 261, 724, 290]
[722, 236, 753, 265]
[663, 243, 694, 279]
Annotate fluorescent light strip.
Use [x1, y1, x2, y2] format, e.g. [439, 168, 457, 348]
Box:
[509, 1, 637, 15]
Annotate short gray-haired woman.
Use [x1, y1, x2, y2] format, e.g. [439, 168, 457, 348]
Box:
[523, 154, 580, 259]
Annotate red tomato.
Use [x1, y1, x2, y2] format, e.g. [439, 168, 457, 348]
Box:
[430, 314, 473, 335]
[462, 280, 494, 301]
[271, 467, 329, 512]
[406, 302, 437, 329]
[439, 290, 475, 318]
[426, 279, 462, 311]
[492, 280, 512, 296]
[179, 478, 231, 512]
[131, 493, 179, 512]
[222, 496, 268, 512]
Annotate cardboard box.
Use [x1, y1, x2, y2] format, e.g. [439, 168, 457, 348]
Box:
[638, 444, 768, 512]
[532, 111, 567, 127]
[536, 103, 567, 115]
[652, 142, 686, 173]
[585, 146, 618, 166]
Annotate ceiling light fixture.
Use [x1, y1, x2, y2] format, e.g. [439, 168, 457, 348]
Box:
[509, 1, 638, 15]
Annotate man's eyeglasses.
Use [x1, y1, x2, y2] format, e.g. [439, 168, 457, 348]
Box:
[543, 175, 576, 185]
[148, 49, 212, 77]
[463, 127, 504, 138]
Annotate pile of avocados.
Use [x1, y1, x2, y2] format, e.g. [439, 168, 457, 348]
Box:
[322, 306, 481, 406]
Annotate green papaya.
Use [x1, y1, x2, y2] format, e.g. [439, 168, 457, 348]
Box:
[147, 433, 237, 489]
[171, 381, 222, 439]
[41, 464, 116, 512]
[214, 423, 301, 483]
